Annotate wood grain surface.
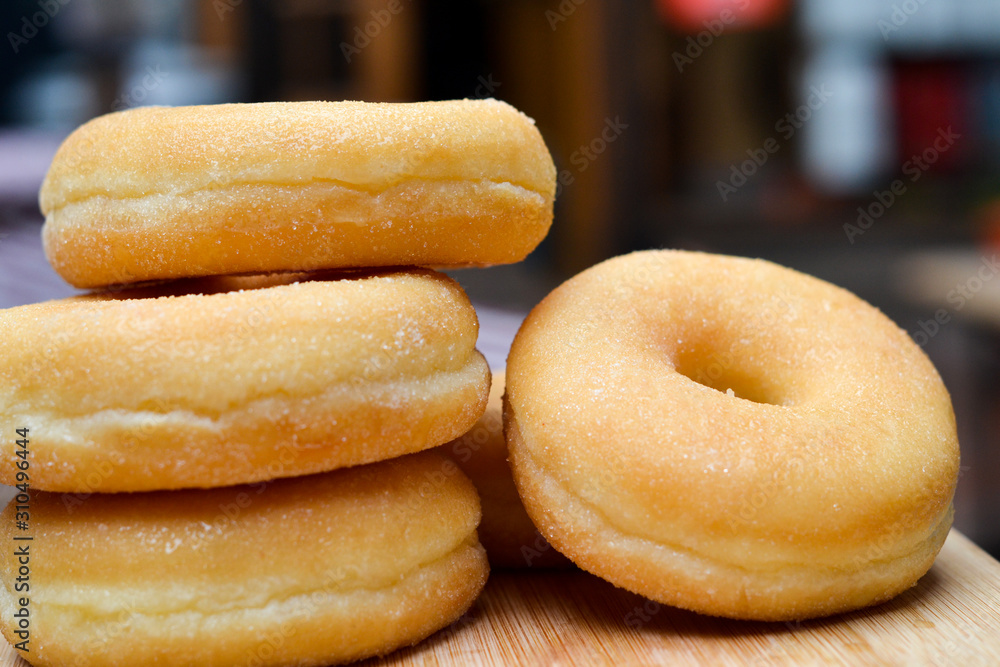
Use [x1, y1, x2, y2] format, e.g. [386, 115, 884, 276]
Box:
[2, 530, 998, 666]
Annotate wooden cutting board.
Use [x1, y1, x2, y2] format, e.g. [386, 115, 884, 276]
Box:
[3, 530, 998, 666]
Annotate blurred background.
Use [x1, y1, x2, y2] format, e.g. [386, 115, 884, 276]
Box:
[0, 0, 998, 557]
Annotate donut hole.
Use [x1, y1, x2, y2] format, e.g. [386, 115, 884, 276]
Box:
[673, 347, 781, 405]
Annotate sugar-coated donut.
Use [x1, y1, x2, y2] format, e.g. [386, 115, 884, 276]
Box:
[0, 269, 489, 492]
[0, 452, 488, 667]
[438, 370, 569, 568]
[40, 99, 557, 288]
[505, 250, 960, 621]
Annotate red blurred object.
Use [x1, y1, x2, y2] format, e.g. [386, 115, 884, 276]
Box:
[893, 60, 968, 173]
[656, 0, 789, 32]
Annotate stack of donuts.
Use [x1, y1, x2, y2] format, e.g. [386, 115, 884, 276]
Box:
[0, 99, 557, 666]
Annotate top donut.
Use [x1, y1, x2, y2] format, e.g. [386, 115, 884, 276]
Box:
[40, 99, 557, 288]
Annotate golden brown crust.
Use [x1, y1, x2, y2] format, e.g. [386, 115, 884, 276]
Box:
[505, 250, 960, 620]
[0, 269, 490, 492]
[0, 452, 489, 666]
[40, 99, 557, 288]
[437, 370, 569, 568]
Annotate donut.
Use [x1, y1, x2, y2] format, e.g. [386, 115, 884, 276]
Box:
[505, 250, 960, 620]
[40, 99, 557, 288]
[438, 370, 569, 568]
[0, 269, 489, 492]
[0, 451, 489, 667]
